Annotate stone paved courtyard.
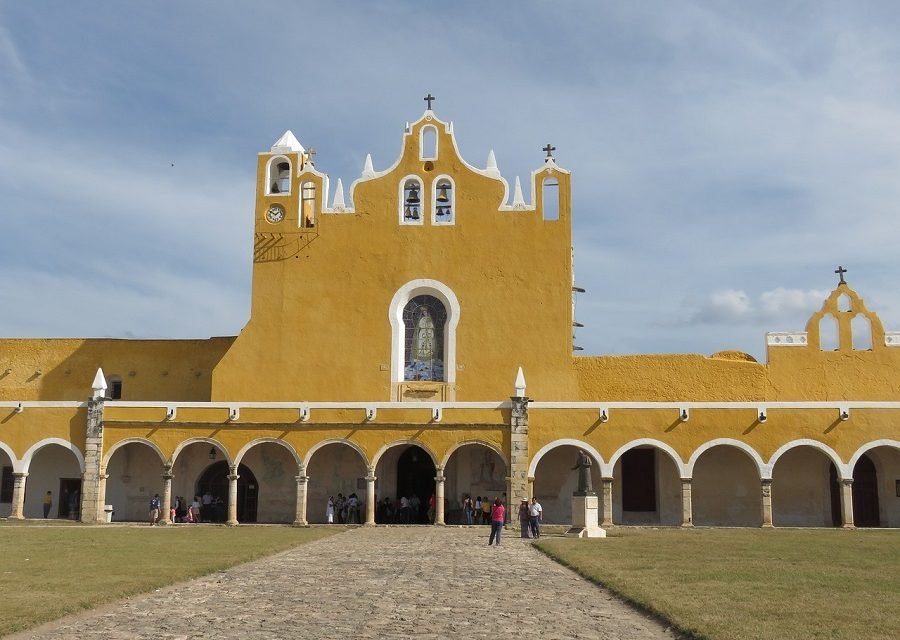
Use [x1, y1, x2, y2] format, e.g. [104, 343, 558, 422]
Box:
[12, 527, 679, 639]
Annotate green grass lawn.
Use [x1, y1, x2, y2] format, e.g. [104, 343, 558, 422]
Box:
[0, 524, 341, 636]
[536, 527, 899, 640]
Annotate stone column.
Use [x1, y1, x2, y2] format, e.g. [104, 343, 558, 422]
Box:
[293, 469, 309, 527]
[226, 465, 239, 526]
[508, 396, 530, 512]
[840, 478, 855, 528]
[160, 465, 174, 525]
[80, 398, 106, 524]
[365, 469, 376, 525]
[97, 472, 109, 523]
[601, 477, 614, 527]
[760, 479, 774, 528]
[9, 472, 27, 519]
[680, 478, 693, 527]
[435, 467, 445, 525]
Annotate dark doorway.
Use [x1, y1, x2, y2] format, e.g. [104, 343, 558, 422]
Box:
[58, 478, 81, 519]
[852, 455, 880, 527]
[397, 446, 436, 524]
[829, 463, 842, 527]
[622, 448, 656, 512]
[197, 462, 258, 523]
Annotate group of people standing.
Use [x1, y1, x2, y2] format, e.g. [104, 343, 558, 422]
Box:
[326, 493, 362, 524]
[148, 493, 223, 525]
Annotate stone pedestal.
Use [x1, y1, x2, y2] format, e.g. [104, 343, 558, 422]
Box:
[565, 493, 607, 538]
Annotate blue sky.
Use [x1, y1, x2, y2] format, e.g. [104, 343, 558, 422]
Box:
[1, 1, 899, 361]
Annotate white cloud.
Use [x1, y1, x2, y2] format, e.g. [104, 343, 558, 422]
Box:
[688, 287, 830, 327]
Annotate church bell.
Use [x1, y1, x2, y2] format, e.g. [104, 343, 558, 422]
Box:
[406, 187, 420, 204]
[436, 186, 450, 202]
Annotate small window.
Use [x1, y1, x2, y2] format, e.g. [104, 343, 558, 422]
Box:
[267, 158, 291, 195]
[401, 177, 424, 224]
[107, 377, 123, 400]
[0, 466, 13, 503]
[433, 177, 454, 225]
[837, 294, 852, 313]
[301, 181, 316, 227]
[819, 314, 839, 351]
[542, 177, 559, 221]
[420, 126, 437, 160]
[851, 314, 872, 350]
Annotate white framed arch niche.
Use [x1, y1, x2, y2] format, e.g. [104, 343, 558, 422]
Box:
[389, 279, 460, 401]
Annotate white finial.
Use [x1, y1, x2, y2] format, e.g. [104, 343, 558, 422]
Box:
[362, 154, 375, 179]
[448, 121, 454, 133]
[514, 366, 526, 397]
[332, 178, 346, 211]
[271, 130, 304, 153]
[405, 122, 410, 133]
[486, 149, 499, 176]
[512, 176, 526, 209]
[91, 368, 107, 399]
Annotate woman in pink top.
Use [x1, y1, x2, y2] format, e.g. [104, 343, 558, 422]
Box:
[488, 498, 505, 546]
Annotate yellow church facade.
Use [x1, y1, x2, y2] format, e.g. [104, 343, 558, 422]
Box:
[1, 101, 898, 529]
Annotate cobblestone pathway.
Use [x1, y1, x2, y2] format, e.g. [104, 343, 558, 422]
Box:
[13, 527, 678, 640]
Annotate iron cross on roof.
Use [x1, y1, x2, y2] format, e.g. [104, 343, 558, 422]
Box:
[424, 93, 435, 110]
[306, 148, 316, 163]
[543, 143, 556, 159]
[835, 265, 848, 285]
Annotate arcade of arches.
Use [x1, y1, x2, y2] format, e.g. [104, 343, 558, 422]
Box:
[3, 431, 897, 528]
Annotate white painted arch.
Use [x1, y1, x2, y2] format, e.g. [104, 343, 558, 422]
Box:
[389, 278, 461, 396]
[171, 438, 232, 467]
[234, 438, 302, 469]
[767, 439, 846, 479]
[686, 438, 766, 478]
[847, 439, 900, 473]
[0, 441, 18, 469]
[303, 438, 369, 469]
[607, 438, 687, 478]
[440, 440, 507, 470]
[21, 438, 85, 474]
[528, 439, 605, 478]
[371, 439, 438, 471]
[102, 438, 167, 468]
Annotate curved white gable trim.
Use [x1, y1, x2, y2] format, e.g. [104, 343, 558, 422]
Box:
[685, 438, 765, 478]
[440, 440, 507, 469]
[389, 279, 460, 397]
[171, 438, 232, 467]
[348, 112, 509, 214]
[528, 439, 605, 478]
[22, 438, 85, 474]
[0, 441, 19, 470]
[371, 439, 439, 470]
[303, 438, 369, 469]
[235, 438, 301, 469]
[102, 438, 166, 468]
[607, 438, 687, 478]
[768, 439, 845, 479]
[847, 439, 900, 472]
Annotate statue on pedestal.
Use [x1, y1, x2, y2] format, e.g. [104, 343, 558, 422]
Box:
[571, 449, 593, 494]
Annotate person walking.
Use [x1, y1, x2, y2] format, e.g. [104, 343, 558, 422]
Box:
[326, 496, 335, 524]
[149, 493, 161, 525]
[42, 491, 53, 518]
[518, 498, 532, 538]
[529, 497, 543, 538]
[463, 495, 473, 525]
[488, 498, 505, 546]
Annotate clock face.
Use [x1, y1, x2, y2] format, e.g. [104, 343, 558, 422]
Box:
[266, 205, 285, 224]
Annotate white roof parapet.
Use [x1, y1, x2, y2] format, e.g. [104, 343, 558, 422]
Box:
[361, 154, 375, 179]
[486, 150, 500, 177]
[766, 332, 808, 347]
[271, 130, 304, 153]
[511, 176, 527, 209]
[91, 368, 107, 399]
[331, 178, 347, 211]
[514, 366, 526, 397]
[886, 331, 900, 346]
